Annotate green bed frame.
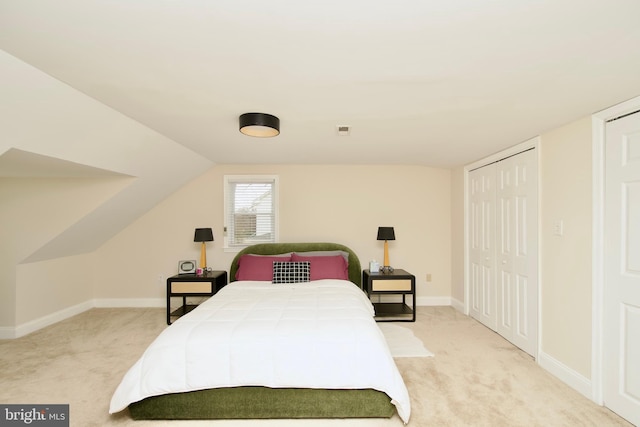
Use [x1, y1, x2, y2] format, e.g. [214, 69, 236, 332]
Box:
[129, 387, 394, 420]
[128, 243, 395, 421]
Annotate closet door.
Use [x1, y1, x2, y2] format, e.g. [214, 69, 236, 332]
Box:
[603, 112, 640, 425]
[495, 150, 538, 356]
[468, 149, 538, 357]
[469, 164, 497, 330]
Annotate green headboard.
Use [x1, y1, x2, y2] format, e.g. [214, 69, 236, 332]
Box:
[229, 242, 362, 288]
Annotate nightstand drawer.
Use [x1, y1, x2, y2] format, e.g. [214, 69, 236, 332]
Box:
[170, 281, 213, 293]
[371, 278, 412, 292]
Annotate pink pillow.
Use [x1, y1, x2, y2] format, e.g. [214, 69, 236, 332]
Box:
[290, 254, 349, 281]
[236, 254, 292, 281]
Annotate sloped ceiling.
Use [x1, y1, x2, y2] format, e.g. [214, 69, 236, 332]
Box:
[0, 149, 129, 178]
[0, 51, 212, 262]
[2, 0, 640, 168]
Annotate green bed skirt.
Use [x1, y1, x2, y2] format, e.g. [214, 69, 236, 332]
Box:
[128, 386, 395, 420]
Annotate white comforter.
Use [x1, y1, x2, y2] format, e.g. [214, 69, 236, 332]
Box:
[109, 279, 411, 423]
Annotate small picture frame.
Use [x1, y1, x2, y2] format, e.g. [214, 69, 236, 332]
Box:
[178, 260, 196, 275]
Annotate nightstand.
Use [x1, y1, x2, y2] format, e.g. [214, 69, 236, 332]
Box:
[166, 270, 227, 324]
[363, 269, 416, 322]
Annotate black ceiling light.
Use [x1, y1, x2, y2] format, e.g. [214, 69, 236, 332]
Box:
[239, 113, 280, 137]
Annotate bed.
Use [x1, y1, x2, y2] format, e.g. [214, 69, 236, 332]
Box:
[109, 242, 411, 423]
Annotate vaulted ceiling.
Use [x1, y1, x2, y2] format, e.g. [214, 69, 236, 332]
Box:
[3, 0, 640, 168]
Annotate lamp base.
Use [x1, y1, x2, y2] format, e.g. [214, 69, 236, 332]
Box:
[200, 242, 207, 270]
[380, 266, 394, 274]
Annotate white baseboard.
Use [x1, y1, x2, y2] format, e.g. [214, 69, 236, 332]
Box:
[538, 351, 592, 399]
[3, 298, 165, 339]
[93, 298, 164, 308]
[450, 297, 465, 313]
[415, 296, 452, 306]
[12, 300, 94, 339]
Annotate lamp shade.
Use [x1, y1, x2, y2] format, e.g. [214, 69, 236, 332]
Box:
[377, 227, 395, 241]
[194, 228, 214, 242]
[239, 113, 280, 137]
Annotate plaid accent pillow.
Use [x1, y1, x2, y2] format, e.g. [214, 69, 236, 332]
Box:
[272, 261, 311, 284]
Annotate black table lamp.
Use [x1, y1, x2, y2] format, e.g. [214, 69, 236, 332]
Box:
[194, 228, 214, 269]
[377, 227, 395, 273]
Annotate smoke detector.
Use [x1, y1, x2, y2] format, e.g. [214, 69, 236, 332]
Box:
[336, 125, 351, 136]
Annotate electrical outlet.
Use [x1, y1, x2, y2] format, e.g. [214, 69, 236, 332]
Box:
[553, 220, 564, 236]
[426, 273, 432, 282]
[158, 275, 165, 287]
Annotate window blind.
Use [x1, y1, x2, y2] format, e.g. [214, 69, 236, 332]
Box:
[224, 175, 278, 248]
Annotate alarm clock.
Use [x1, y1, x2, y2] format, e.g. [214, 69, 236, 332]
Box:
[178, 260, 196, 274]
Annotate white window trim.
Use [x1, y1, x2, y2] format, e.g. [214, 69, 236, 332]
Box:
[223, 175, 279, 252]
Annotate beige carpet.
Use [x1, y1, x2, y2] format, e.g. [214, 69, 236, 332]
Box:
[0, 307, 631, 427]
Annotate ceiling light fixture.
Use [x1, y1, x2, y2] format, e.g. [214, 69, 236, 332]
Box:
[239, 113, 280, 137]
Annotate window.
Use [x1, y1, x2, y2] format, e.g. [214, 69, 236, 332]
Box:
[224, 175, 278, 249]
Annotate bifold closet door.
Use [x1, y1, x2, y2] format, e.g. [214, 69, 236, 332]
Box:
[495, 150, 538, 357]
[468, 149, 538, 357]
[469, 163, 497, 330]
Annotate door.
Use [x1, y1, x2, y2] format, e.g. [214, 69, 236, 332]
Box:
[604, 111, 640, 425]
[469, 164, 497, 330]
[468, 148, 538, 357]
[495, 150, 538, 356]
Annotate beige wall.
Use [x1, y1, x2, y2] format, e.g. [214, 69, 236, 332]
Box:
[450, 165, 465, 305]
[16, 254, 94, 325]
[94, 164, 452, 303]
[539, 116, 593, 378]
[1, 177, 129, 326]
